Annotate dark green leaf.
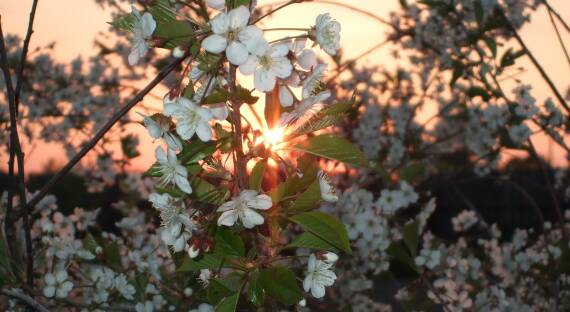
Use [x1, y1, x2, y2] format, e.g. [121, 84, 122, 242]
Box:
[287, 232, 339, 253]
[259, 267, 303, 306]
[179, 140, 217, 164]
[474, 0, 484, 25]
[215, 292, 240, 312]
[103, 241, 122, 271]
[402, 222, 419, 257]
[290, 211, 351, 254]
[247, 272, 264, 307]
[214, 228, 245, 258]
[289, 134, 368, 168]
[204, 88, 230, 105]
[249, 160, 267, 191]
[236, 85, 259, 105]
[190, 177, 230, 205]
[111, 14, 136, 31]
[178, 254, 224, 272]
[450, 60, 464, 86]
[466, 86, 491, 101]
[400, 162, 426, 182]
[287, 180, 321, 214]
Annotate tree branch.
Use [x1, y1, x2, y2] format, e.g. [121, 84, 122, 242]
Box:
[21, 55, 186, 211]
[0, 289, 49, 312]
[229, 65, 248, 191]
[14, 0, 39, 111]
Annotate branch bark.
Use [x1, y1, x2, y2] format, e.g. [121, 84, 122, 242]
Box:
[229, 65, 248, 191]
[14, 0, 39, 111]
[0, 289, 49, 312]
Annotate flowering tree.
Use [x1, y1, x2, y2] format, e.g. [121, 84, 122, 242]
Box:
[2, 0, 570, 311]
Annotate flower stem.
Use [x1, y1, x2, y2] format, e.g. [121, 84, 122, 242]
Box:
[263, 27, 309, 32]
[229, 65, 249, 191]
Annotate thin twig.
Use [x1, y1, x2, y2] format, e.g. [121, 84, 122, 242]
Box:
[543, 0, 570, 34]
[0, 289, 49, 312]
[250, 0, 304, 25]
[22, 55, 187, 212]
[14, 0, 39, 111]
[0, 16, 18, 264]
[327, 38, 390, 83]
[501, 9, 570, 116]
[546, 7, 570, 70]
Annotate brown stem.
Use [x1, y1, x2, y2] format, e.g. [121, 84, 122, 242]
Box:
[229, 65, 248, 191]
[14, 0, 39, 111]
[0, 16, 34, 290]
[0, 16, 19, 266]
[22, 55, 187, 212]
[543, 0, 570, 34]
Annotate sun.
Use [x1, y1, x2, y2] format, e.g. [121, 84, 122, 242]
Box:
[264, 127, 285, 148]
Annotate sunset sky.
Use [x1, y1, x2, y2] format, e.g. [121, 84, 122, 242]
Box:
[1, 0, 570, 173]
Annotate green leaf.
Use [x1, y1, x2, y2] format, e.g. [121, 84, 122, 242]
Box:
[288, 134, 368, 168]
[466, 86, 491, 101]
[147, 0, 176, 24]
[190, 177, 230, 205]
[111, 14, 137, 31]
[268, 155, 320, 203]
[178, 254, 224, 272]
[215, 292, 240, 312]
[214, 228, 245, 258]
[247, 272, 264, 307]
[288, 101, 353, 138]
[287, 180, 321, 214]
[474, 0, 484, 25]
[287, 232, 339, 253]
[483, 36, 497, 57]
[236, 85, 259, 105]
[143, 163, 162, 177]
[153, 20, 194, 49]
[103, 241, 122, 271]
[402, 222, 419, 257]
[208, 279, 234, 305]
[290, 211, 351, 254]
[204, 88, 230, 105]
[259, 267, 303, 306]
[179, 140, 217, 164]
[400, 162, 426, 182]
[386, 241, 416, 270]
[450, 60, 464, 86]
[249, 160, 267, 191]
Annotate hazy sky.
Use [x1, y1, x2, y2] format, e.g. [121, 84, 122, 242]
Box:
[2, 0, 570, 173]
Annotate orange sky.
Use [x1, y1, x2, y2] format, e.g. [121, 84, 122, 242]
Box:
[1, 0, 570, 173]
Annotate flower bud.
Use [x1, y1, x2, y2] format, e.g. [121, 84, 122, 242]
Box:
[188, 244, 200, 259]
[183, 287, 193, 297]
[202, 238, 214, 253]
[298, 299, 307, 307]
[172, 46, 186, 58]
[317, 251, 338, 263]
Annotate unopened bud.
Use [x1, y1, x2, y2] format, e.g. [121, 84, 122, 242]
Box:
[188, 244, 200, 259]
[298, 299, 306, 307]
[172, 46, 186, 58]
[317, 251, 338, 263]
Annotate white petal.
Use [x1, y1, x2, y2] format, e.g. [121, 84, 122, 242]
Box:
[239, 25, 263, 50]
[210, 104, 229, 120]
[218, 210, 239, 227]
[311, 283, 326, 298]
[206, 0, 226, 11]
[298, 50, 317, 71]
[195, 121, 213, 142]
[141, 13, 157, 37]
[241, 208, 265, 228]
[239, 55, 259, 76]
[155, 146, 167, 162]
[218, 200, 237, 212]
[279, 85, 294, 107]
[271, 57, 293, 78]
[254, 69, 276, 92]
[228, 6, 250, 29]
[55, 270, 68, 283]
[45, 273, 56, 285]
[128, 49, 140, 66]
[269, 44, 289, 57]
[43, 286, 56, 298]
[176, 121, 197, 140]
[226, 41, 249, 66]
[176, 176, 193, 194]
[248, 194, 272, 210]
[202, 35, 228, 54]
[248, 37, 269, 56]
[210, 13, 229, 34]
[303, 276, 313, 292]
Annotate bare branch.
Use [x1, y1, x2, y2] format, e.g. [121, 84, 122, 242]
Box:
[0, 289, 49, 312]
[14, 0, 39, 111]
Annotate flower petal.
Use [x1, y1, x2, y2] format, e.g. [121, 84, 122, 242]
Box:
[227, 6, 250, 29]
[248, 194, 272, 210]
[195, 121, 213, 142]
[279, 85, 294, 107]
[202, 34, 228, 54]
[210, 13, 229, 34]
[241, 208, 265, 228]
[218, 210, 239, 227]
[254, 69, 276, 92]
[239, 55, 259, 76]
[226, 41, 249, 66]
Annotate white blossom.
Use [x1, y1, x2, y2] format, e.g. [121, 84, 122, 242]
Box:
[217, 190, 273, 228]
[154, 146, 193, 194]
[163, 97, 214, 142]
[139, 113, 183, 151]
[239, 40, 293, 92]
[317, 170, 338, 202]
[202, 6, 262, 65]
[313, 13, 341, 55]
[128, 8, 156, 65]
[303, 253, 337, 298]
[43, 270, 74, 299]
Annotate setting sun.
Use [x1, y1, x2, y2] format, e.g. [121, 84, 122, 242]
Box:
[264, 127, 285, 148]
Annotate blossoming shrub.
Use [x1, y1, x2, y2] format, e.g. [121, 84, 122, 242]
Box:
[1, 0, 570, 311]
